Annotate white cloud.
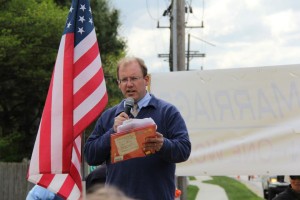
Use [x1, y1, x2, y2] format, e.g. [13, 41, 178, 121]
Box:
[126, 27, 168, 57]
[244, 0, 261, 10]
[113, 0, 300, 72]
[124, 26, 171, 73]
[263, 10, 299, 39]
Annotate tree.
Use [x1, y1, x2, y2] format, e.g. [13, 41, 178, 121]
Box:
[91, 0, 126, 107]
[0, 0, 67, 161]
[0, 0, 125, 161]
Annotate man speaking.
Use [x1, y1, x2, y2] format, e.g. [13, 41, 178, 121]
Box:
[84, 56, 191, 200]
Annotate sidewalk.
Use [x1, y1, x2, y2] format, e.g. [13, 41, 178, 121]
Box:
[188, 175, 264, 200]
[189, 176, 229, 200]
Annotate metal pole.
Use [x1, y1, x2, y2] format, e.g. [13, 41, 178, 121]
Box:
[176, 0, 185, 71]
[174, 0, 188, 199]
[172, 0, 177, 71]
[187, 34, 190, 71]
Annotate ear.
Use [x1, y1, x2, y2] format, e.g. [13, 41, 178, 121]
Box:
[144, 75, 150, 86]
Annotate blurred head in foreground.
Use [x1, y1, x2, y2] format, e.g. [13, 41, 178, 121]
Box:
[290, 176, 300, 193]
[86, 186, 134, 200]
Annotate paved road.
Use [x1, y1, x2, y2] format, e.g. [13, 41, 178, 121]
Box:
[189, 176, 228, 200]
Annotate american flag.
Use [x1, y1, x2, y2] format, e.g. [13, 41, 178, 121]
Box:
[27, 0, 108, 199]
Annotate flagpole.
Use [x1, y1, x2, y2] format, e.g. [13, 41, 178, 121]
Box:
[82, 131, 86, 200]
[82, 131, 86, 179]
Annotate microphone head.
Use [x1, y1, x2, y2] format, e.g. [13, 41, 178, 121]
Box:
[124, 97, 134, 115]
[125, 97, 134, 107]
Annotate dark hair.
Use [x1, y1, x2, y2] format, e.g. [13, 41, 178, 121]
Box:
[116, 57, 148, 80]
[290, 175, 300, 180]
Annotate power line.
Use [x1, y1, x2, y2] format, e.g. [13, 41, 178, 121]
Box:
[157, 0, 205, 71]
[190, 34, 216, 46]
[145, 0, 163, 21]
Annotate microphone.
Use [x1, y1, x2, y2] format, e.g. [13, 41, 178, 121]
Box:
[124, 97, 134, 116]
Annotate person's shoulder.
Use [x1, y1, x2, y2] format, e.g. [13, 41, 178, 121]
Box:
[103, 104, 120, 113]
[272, 191, 290, 200]
[85, 165, 107, 191]
[272, 194, 282, 200]
[100, 103, 122, 118]
[150, 94, 175, 107]
[149, 95, 183, 117]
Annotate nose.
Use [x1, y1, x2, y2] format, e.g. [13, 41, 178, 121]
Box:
[126, 79, 134, 86]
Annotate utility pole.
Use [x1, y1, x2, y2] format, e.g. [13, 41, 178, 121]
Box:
[157, 2, 208, 199]
[169, 0, 185, 71]
[174, 0, 185, 71]
[170, 0, 175, 71]
[158, 0, 205, 71]
[158, 0, 185, 72]
[187, 34, 205, 70]
[158, 1, 202, 199]
[173, 0, 188, 199]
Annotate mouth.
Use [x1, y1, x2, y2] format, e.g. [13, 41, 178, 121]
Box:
[125, 91, 135, 98]
[126, 90, 136, 96]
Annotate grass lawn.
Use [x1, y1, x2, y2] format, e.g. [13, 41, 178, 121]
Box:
[204, 176, 264, 200]
[187, 184, 199, 200]
[187, 176, 264, 200]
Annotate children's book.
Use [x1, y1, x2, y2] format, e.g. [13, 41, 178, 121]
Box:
[111, 124, 156, 163]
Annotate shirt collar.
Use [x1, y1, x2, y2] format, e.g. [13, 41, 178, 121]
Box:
[121, 93, 152, 113]
[136, 92, 151, 110]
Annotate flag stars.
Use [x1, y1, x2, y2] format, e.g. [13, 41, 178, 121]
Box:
[78, 16, 85, 23]
[67, 22, 72, 28]
[78, 27, 85, 34]
[80, 4, 86, 12]
[69, 6, 74, 13]
[89, 18, 93, 25]
[89, 7, 92, 13]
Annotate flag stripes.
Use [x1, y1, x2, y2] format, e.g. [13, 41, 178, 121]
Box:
[27, 0, 108, 199]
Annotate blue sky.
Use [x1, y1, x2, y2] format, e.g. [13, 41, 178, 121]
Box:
[110, 0, 300, 73]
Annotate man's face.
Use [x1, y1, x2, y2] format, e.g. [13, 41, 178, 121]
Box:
[290, 176, 300, 193]
[118, 60, 149, 102]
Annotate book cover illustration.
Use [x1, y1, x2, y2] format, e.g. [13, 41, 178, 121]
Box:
[111, 119, 156, 163]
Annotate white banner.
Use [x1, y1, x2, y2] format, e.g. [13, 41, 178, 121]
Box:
[149, 64, 300, 176]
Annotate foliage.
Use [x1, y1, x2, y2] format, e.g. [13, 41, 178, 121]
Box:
[91, 0, 126, 107]
[0, 0, 67, 161]
[0, 0, 125, 161]
[53, 0, 69, 7]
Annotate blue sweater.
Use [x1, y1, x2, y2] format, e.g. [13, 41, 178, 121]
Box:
[84, 95, 191, 200]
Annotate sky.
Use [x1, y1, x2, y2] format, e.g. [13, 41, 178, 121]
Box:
[109, 0, 300, 73]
